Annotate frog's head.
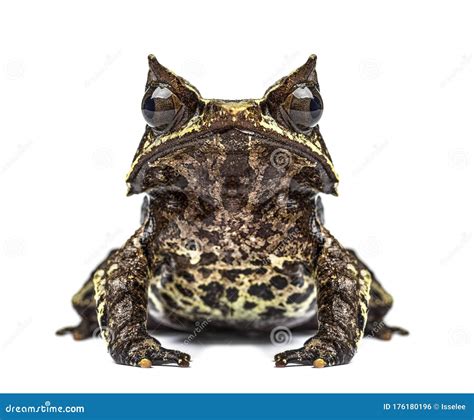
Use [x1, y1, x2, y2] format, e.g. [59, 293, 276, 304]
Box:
[126, 54, 338, 197]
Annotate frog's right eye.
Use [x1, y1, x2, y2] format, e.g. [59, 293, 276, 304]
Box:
[141, 85, 185, 132]
[280, 85, 323, 133]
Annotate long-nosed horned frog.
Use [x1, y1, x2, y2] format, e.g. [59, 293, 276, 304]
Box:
[57, 54, 407, 368]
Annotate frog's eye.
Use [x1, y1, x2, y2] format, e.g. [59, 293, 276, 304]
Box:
[141, 85, 185, 132]
[280, 86, 323, 133]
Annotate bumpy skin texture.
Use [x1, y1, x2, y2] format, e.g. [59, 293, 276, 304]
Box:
[57, 54, 407, 368]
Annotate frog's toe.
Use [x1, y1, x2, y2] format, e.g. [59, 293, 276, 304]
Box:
[150, 346, 191, 367]
[133, 346, 191, 368]
[111, 335, 191, 368]
[313, 358, 327, 368]
[137, 349, 190, 368]
[274, 347, 316, 367]
[56, 319, 97, 341]
[365, 322, 409, 340]
[274, 338, 347, 368]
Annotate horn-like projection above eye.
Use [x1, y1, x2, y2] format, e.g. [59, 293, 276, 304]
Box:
[141, 85, 185, 132]
[142, 55, 203, 134]
[262, 55, 324, 134]
[280, 85, 323, 133]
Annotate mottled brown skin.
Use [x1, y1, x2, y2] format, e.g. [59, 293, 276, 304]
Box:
[57, 54, 407, 368]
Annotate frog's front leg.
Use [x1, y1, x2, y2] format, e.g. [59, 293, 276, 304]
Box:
[274, 226, 371, 368]
[94, 227, 190, 368]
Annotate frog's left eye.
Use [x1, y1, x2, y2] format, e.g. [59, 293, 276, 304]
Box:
[141, 85, 185, 132]
[280, 86, 323, 133]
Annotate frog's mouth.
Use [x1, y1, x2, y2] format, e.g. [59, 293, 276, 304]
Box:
[126, 125, 339, 196]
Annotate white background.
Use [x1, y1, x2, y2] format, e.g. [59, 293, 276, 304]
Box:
[1, 0, 473, 393]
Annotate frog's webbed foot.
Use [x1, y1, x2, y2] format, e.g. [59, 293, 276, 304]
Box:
[274, 337, 352, 368]
[110, 333, 191, 368]
[364, 321, 409, 341]
[56, 318, 98, 341]
[274, 348, 316, 367]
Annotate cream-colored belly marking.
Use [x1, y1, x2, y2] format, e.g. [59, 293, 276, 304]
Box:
[147, 256, 317, 327]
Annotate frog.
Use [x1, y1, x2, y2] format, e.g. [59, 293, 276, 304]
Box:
[57, 54, 408, 368]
